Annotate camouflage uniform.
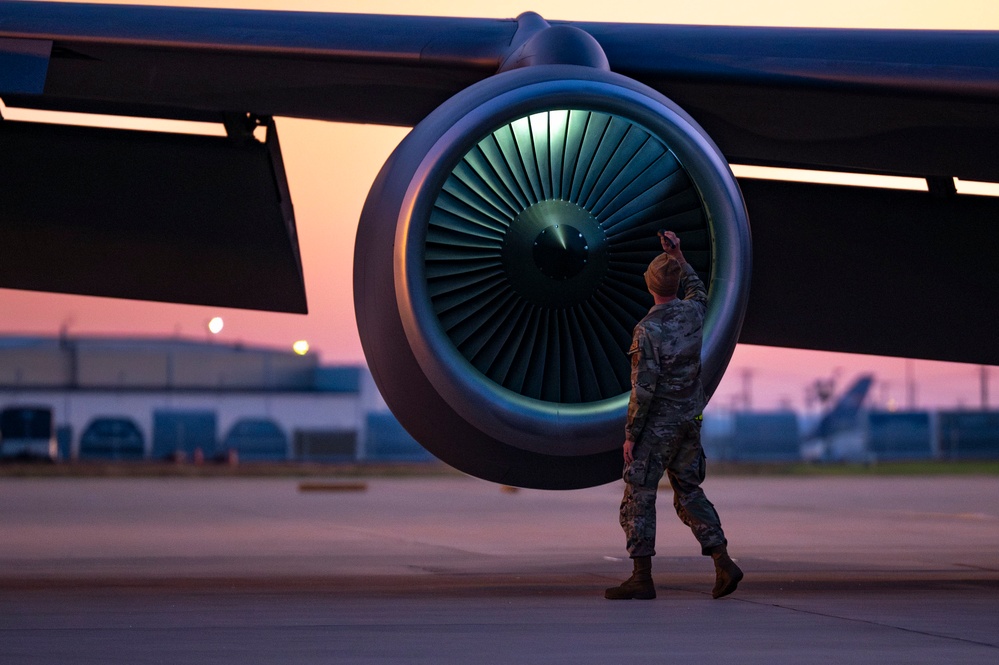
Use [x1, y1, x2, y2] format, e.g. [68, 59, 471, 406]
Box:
[619, 261, 727, 558]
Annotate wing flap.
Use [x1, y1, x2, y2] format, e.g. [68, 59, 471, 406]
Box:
[739, 178, 999, 365]
[0, 118, 307, 313]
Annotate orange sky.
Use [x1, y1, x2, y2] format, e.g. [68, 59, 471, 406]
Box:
[2, 0, 997, 411]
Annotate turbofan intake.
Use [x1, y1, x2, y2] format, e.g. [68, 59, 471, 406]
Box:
[354, 64, 751, 488]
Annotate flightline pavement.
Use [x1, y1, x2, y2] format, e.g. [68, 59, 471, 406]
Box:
[0, 474, 997, 663]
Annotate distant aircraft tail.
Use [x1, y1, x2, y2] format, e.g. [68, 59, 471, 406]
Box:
[809, 375, 874, 439]
[801, 375, 874, 461]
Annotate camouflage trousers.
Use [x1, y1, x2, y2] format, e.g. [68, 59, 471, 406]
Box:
[619, 419, 726, 558]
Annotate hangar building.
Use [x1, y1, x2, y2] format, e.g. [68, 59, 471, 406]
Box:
[0, 335, 431, 462]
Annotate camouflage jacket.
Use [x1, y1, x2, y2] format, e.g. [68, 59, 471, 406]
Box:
[625, 261, 708, 443]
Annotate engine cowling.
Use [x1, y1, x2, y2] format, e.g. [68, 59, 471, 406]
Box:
[354, 65, 751, 489]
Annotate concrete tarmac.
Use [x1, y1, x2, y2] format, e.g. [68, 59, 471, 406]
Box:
[1, 474, 997, 663]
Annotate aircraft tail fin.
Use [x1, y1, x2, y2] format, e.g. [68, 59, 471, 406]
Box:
[809, 375, 874, 440]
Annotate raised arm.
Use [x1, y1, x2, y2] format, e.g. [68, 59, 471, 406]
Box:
[659, 230, 707, 306]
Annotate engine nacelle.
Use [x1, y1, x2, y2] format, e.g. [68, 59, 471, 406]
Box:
[354, 65, 750, 488]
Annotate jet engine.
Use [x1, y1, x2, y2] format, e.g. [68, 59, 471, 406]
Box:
[354, 64, 751, 488]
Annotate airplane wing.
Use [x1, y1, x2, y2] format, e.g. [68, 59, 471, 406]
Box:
[3, 5, 998, 170]
[2, 2, 997, 486]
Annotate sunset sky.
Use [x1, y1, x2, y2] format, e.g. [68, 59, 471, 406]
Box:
[2, 0, 997, 411]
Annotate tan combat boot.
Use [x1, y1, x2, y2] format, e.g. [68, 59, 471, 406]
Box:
[710, 544, 744, 598]
[604, 556, 656, 600]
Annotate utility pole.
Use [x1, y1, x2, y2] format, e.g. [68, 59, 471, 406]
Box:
[741, 368, 754, 411]
[905, 359, 916, 410]
[981, 365, 990, 410]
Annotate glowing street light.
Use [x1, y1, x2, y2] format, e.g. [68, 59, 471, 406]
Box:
[207, 317, 224, 335]
[292, 340, 310, 356]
